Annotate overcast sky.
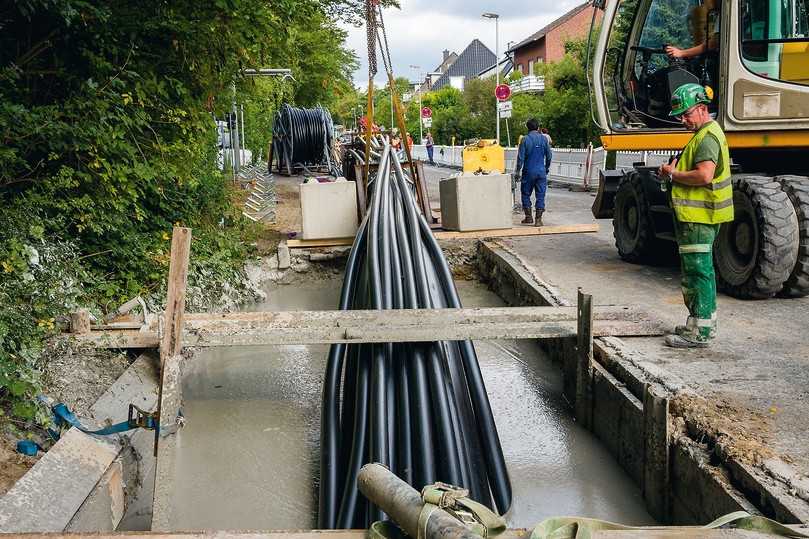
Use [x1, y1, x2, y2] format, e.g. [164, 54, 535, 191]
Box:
[341, 0, 587, 87]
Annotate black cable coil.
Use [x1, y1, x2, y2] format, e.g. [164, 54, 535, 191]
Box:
[318, 139, 512, 529]
[270, 104, 339, 176]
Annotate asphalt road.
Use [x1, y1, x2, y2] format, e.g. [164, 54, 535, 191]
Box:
[423, 164, 809, 475]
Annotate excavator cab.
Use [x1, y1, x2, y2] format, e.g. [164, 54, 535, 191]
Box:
[588, 0, 809, 299]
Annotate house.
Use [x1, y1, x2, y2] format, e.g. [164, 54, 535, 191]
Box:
[477, 57, 513, 80]
[419, 50, 458, 93]
[431, 39, 496, 92]
[507, 2, 602, 76]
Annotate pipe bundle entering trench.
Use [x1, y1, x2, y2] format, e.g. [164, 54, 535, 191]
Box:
[318, 139, 512, 529]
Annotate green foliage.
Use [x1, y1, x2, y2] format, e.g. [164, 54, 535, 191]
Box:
[0, 0, 359, 422]
[0, 212, 88, 422]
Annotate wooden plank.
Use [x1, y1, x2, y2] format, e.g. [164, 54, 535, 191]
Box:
[433, 223, 599, 240]
[7, 530, 533, 539]
[575, 289, 594, 429]
[643, 384, 671, 523]
[150, 354, 183, 530]
[595, 530, 786, 538]
[287, 223, 600, 248]
[287, 236, 356, 248]
[159, 226, 192, 361]
[154, 226, 191, 457]
[64, 305, 665, 348]
[70, 310, 91, 334]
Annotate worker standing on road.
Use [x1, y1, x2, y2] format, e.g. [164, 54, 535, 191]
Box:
[658, 83, 734, 349]
[426, 132, 435, 165]
[514, 118, 552, 226]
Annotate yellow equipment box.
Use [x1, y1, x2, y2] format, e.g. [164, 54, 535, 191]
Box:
[462, 139, 505, 174]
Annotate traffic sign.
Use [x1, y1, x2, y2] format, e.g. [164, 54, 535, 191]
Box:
[495, 84, 511, 101]
[422, 117, 432, 128]
[497, 100, 513, 118]
[421, 106, 432, 118]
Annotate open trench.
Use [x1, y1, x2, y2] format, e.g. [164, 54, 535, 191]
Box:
[151, 271, 654, 530]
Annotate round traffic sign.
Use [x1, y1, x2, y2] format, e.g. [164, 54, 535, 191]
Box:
[495, 84, 511, 101]
[421, 106, 432, 118]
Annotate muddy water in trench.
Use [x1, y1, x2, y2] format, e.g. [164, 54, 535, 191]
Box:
[167, 278, 654, 530]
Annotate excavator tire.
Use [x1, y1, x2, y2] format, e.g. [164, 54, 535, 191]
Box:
[714, 175, 799, 299]
[613, 172, 657, 263]
[777, 176, 809, 297]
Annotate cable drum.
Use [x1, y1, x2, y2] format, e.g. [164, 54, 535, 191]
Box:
[318, 137, 512, 529]
[270, 104, 339, 176]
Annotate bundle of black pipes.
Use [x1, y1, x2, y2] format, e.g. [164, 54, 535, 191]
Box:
[269, 104, 339, 176]
[318, 138, 512, 529]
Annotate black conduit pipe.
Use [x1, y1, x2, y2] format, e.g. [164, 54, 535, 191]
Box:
[319, 140, 512, 529]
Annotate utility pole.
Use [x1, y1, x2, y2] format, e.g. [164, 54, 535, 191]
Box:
[482, 13, 500, 145]
[231, 82, 241, 173]
[410, 65, 422, 143]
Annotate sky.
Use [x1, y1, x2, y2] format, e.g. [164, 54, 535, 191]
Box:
[341, 0, 588, 87]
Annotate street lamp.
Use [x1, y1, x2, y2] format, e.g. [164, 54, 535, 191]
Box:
[482, 12, 500, 145]
[409, 64, 423, 143]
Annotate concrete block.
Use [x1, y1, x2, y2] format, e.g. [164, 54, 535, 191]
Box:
[300, 180, 359, 240]
[277, 242, 291, 270]
[439, 173, 512, 231]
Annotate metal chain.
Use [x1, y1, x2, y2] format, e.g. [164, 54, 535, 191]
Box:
[366, 0, 377, 76]
[376, 4, 394, 76]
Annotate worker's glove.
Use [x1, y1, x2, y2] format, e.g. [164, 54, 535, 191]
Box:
[513, 172, 521, 182]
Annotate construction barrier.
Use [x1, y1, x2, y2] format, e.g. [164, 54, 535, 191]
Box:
[412, 144, 673, 189]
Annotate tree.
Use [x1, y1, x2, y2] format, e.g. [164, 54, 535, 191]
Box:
[0, 0, 361, 421]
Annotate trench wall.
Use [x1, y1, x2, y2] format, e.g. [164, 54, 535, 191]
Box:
[475, 240, 809, 525]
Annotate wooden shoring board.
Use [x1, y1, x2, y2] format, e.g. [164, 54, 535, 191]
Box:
[286, 223, 600, 249]
[66, 305, 664, 349]
[7, 532, 530, 539]
[8, 527, 809, 539]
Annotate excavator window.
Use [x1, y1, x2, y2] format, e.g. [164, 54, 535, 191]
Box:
[740, 0, 809, 85]
[606, 0, 716, 130]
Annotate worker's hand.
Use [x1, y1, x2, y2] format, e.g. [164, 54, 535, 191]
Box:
[513, 171, 521, 182]
[665, 45, 684, 59]
[658, 159, 676, 179]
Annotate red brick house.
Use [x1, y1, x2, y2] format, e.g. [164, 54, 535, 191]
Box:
[507, 2, 602, 76]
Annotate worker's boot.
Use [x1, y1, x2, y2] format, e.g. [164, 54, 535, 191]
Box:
[521, 207, 533, 225]
[535, 209, 544, 227]
[674, 316, 717, 339]
[664, 333, 710, 349]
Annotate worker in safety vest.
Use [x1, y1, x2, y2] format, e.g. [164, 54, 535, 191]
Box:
[658, 83, 733, 348]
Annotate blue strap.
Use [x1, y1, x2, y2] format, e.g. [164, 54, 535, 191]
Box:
[51, 402, 157, 437]
[16, 440, 41, 456]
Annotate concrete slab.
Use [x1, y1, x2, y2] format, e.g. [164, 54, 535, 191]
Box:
[0, 354, 159, 532]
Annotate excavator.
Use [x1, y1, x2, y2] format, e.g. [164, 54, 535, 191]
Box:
[589, 0, 809, 298]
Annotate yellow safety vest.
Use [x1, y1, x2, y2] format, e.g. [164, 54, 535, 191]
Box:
[672, 121, 734, 224]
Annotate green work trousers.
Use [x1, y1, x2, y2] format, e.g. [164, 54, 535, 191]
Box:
[675, 221, 720, 340]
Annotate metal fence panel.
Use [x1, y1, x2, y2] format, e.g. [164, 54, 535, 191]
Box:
[409, 144, 675, 187]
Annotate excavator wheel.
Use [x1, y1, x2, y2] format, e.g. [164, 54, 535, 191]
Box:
[714, 176, 799, 299]
[612, 172, 673, 264]
[776, 176, 809, 298]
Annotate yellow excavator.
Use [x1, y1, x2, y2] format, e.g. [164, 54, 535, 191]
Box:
[589, 0, 809, 298]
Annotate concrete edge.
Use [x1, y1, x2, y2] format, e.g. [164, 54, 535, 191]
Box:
[0, 353, 159, 532]
[475, 239, 809, 525]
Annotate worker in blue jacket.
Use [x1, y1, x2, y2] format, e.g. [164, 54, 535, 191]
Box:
[514, 118, 553, 225]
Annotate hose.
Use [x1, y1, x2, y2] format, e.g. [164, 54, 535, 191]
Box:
[270, 104, 339, 176]
[318, 141, 512, 529]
